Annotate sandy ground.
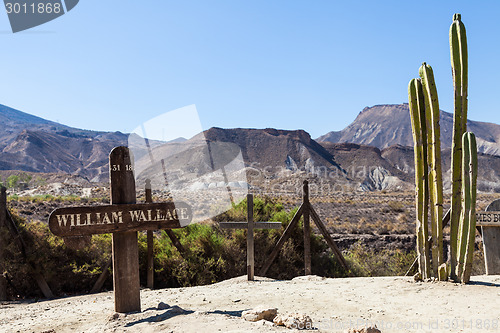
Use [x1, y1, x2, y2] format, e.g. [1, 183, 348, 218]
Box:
[1, 275, 500, 333]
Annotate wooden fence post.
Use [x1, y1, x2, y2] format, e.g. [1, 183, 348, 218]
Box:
[145, 179, 154, 289]
[0, 187, 7, 300]
[303, 180, 311, 275]
[110, 147, 141, 313]
[246, 194, 255, 280]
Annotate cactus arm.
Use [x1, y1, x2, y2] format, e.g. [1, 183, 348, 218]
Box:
[462, 132, 477, 283]
[449, 13, 468, 281]
[408, 78, 430, 279]
[458, 15, 468, 135]
[451, 13, 468, 130]
[419, 62, 444, 277]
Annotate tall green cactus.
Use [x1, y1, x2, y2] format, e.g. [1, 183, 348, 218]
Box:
[408, 78, 431, 279]
[419, 62, 444, 278]
[449, 13, 468, 281]
[408, 13, 477, 283]
[457, 132, 477, 283]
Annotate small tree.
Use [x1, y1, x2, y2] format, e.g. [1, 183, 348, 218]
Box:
[6, 175, 19, 189]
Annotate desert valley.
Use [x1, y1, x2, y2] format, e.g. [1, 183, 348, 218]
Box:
[1, 102, 500, 332]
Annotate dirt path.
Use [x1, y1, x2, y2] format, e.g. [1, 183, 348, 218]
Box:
[1, 275, 499, 333]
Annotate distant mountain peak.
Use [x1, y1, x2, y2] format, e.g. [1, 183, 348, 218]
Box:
[317, 104, 500, 156]
[0, 103, 57, 126]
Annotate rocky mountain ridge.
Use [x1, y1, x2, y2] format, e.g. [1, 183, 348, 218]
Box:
[0, 104, 128, 181]
[2, 103, 500, 193]
[317, 104, 500, 156]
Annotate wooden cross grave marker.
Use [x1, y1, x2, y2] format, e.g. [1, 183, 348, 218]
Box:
[48, 147, 192, 313]
[219, 193, 282, 281]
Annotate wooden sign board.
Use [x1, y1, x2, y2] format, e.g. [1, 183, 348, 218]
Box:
[49, 202, 192, 237]
[478, 202, 500, 276]
[475, 211, 500, 227]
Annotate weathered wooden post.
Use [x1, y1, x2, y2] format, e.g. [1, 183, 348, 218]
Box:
[476, 201, 500, 274]
[246, 193, 255, 280]
[0, 187, 7, 300]
[49, 146, 192, 312]
[219, 194, 281, 281]
[145, 179, 154, 289]
[303, 180, 311, 275]
[110, 147, 141, 312]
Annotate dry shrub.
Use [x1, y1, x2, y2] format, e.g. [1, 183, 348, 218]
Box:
[388, 201, 405, 212]
[3, 211, 112, 298]
[347, 242, 416, 277]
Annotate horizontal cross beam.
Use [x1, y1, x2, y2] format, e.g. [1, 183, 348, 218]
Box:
[219, 221, 281, 229]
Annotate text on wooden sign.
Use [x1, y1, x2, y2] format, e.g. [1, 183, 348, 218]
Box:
[49, 202, 192, 237]
[476, 211, 500, 227]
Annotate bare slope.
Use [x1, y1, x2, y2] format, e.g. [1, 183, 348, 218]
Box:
[202, 127, 342, 172]
[321, 142, 412, 191]
[0, 104, 128, 181]
[382, 145, 500, 193]
[133, 127, 345, 190]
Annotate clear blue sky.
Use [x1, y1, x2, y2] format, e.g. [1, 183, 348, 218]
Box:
[1, 1, 499, 139]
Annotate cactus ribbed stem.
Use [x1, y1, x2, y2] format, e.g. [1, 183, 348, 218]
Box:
[419, 62, 444, 278]
[456, 133, 470, 280]
[408, 78, 431, 279]
[408, 13, 476, 283]
[460, 132, 477, 283]
[449, 12, 468, 281]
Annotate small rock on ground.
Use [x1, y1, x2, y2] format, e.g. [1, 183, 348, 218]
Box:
[242, 306, 278, 322]
[157, 302, 170, 310]
[274, 313, 314, 329]
[347, 325, 382, 333]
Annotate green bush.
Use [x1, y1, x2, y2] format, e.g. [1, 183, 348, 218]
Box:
[147, 223, 242, 287]
[6, 175, 19, 189]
